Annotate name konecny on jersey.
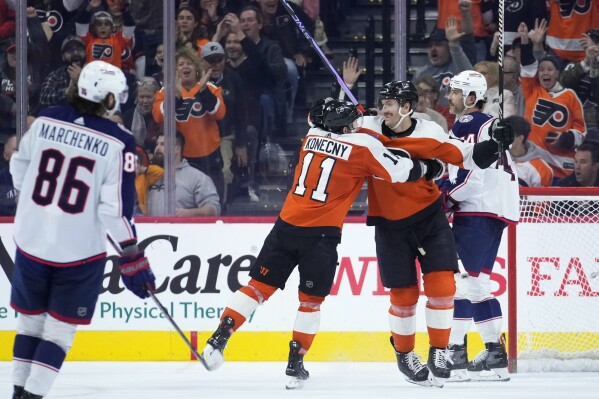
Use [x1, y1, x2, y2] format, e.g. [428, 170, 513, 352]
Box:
[39, 121, 110, 156]
[304, 136, 352, 160]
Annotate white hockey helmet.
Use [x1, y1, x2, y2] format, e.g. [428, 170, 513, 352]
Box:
[449, 70, 487, 102]
[78, 60, 128, 107]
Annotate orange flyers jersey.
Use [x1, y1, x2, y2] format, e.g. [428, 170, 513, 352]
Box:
[360, 116, 484, 224]
[521, 63, 586, 178]
[515, 158, 554, 187]
[152, 82, 225, 158]
[278, 127, 415, 231]
[437, 0, 487, 38]
[546, 0, 599, 61]
[82, 32, 132, 68]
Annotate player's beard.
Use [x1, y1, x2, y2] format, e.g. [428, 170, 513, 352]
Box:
[152, 152, 165, 167]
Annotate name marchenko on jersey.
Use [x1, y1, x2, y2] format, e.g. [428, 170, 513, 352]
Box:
[38, 121, 110, 156]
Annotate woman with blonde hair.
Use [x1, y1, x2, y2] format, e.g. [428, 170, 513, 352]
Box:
[474, 60, 516, 119]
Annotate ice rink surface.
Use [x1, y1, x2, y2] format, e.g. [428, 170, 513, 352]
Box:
[2, 361, 599, 399]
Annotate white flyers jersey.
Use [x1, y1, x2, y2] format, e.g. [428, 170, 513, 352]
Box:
[10, 106, 138, 265]
[442, 112, 520, 223]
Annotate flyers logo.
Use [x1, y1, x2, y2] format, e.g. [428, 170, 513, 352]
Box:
[435, 72, 453, 93]
[532, 98, 568, 129]
[92, 43, 113, 59]
[121, 46, 132, 62]
[175, 99, 207, 121]
[559, 0, 591, 17]
[38, 9, 64, 33]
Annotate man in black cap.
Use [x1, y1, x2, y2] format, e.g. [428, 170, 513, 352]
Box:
[38, 35, 87, 111]
[413, 13, 474, 107]
[560, 29, 599, 129]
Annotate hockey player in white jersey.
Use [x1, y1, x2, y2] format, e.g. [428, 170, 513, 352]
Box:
[9, 61, 156, 399]
[439, 70, 520, 382]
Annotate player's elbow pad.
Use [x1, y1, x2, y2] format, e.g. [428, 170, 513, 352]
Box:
[472, 140, 499, 169]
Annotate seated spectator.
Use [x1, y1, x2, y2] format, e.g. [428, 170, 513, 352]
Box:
[413, 75, 453, 131]
[151, 42, 165, 87]
[0, 134, 16, 216]
[145, 133, 221, 216]
[38, 35, 86, 110]
[503, 55, 525, 116]
[518, 19, 587, 180]
[413, 16, 474, 107]
[123, 77, 162, 154]
[555, 143, 599, 187]
[152, 46, 226, 204]
[506, 115, 553, 187]
[474, 60, 516, 118]
[76, 3, 134, 69]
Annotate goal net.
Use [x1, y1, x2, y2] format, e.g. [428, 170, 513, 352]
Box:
[507, 187, 599, 372]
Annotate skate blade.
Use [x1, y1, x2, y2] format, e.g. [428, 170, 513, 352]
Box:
[427, 373, 447, 388]
[403, 376, 432, 387]
[447, 369, 471, 382]
[200, 345, 224, 371]
[468, 367, 510, 382]
[286, 376, 307, 390]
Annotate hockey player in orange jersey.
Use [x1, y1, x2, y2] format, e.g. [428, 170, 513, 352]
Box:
[518, 19, 587, 179]
[359, 81, 514, 388]
[200, 98, 444, 390]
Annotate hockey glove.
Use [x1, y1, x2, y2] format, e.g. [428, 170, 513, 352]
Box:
[545, 131, 575, 151]
[421, 158, 445, 181]
[489, 119, 514, 146]
[119, 244, 156, 299]
[441, 191, 460, 219]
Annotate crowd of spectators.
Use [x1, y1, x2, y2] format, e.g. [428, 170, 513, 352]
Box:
[2, 0, 599, 218]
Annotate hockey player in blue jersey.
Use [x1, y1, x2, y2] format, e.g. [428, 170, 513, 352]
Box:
[439, 70, 520, 382]
[9, 61, 156, 399]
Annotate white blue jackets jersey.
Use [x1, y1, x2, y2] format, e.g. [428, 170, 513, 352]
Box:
[439, 112, 520, 223]
[10, 106, 138, 265]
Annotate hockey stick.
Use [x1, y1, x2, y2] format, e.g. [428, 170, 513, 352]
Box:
[497, 0, 505, 218]
[148, 291, 208, 366]
[278, 0, 364, 111]
[108, 238, 208, 366]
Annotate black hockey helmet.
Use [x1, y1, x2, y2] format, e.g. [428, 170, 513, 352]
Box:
[309, 98, 363, 133]
[379, 80, 419, 110]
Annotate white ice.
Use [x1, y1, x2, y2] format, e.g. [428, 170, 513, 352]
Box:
[2, 361, 599, 398]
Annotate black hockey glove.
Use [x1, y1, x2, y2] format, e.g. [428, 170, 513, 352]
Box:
[421, 158, 445, 181]
[545, 131, 575, 151]
[489, 119, 514, 146]
[119, 244, 156, 299]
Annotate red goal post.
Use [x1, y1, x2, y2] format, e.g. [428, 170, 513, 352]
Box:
[507, 187, 599, 373]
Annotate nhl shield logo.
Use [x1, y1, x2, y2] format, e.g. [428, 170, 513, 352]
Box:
[77, 307, 87, 317]
[306, 281, 314, 289]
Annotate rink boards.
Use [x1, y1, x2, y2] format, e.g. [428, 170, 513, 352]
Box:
[1, 219, 598, 361]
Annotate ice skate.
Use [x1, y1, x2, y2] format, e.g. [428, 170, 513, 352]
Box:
[201, 316, 235, 371]
[427, 346, 451, 387]
[285, 340, 310, 389]
[390, 337, 431, 386]
[447, 335, 470, 382]
[20, 390, 42, 399]
[13, 386, 24, 399]
[467, 334, 510, 382]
